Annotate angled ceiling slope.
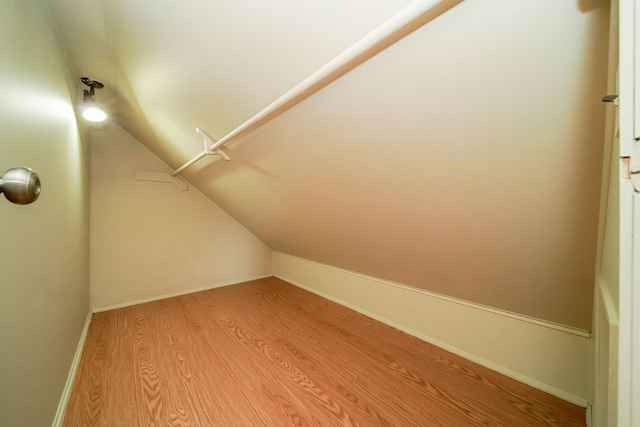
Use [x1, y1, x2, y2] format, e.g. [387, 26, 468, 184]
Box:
[47, 0, 610, 330]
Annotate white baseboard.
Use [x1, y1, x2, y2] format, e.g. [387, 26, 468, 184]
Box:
[52, 311, 92, 427]
[92, 275, 273, 313]
[272, 251, 592, 407]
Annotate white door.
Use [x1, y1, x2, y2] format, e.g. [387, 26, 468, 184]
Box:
[618, 0, 639, 424]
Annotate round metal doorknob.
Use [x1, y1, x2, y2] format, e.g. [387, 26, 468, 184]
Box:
[0, 167, 41, 205]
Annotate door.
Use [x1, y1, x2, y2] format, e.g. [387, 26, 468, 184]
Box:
[618, 0, 639, 424]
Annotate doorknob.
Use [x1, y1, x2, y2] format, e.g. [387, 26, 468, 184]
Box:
[0, 167, 41, 205]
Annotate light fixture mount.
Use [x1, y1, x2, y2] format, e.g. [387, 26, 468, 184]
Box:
[81, 77, 104, 97]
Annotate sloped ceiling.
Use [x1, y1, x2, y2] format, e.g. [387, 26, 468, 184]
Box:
[47, 0, 610, 330]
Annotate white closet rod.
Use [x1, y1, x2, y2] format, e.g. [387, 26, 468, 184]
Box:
[171, 0, 463, 176]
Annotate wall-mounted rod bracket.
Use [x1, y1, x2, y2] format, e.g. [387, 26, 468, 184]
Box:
[170, 127, 230, 176]
[198, 127, 231, 161]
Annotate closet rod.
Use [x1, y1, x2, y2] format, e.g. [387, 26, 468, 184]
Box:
[171, 0, 463, 176]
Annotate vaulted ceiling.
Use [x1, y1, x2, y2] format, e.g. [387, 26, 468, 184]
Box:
[46, 0, 610, 330]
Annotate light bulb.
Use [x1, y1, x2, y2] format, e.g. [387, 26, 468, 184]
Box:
[82, 106, 107, 122]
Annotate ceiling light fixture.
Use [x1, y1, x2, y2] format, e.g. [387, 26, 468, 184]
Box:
[80, 77, 107, 122]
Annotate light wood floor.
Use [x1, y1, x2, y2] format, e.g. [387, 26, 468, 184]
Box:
[63, 277, 585, 426]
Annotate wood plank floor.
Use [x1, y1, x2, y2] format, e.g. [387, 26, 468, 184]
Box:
[63, 277, 585, 426]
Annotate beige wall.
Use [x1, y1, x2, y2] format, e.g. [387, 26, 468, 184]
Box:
[0, 1, 90, 426]
[90, 124, 272, 310]
[274, 252, 592, 405]
[48, 0, 610, 330]
[171, 0, 609, 330]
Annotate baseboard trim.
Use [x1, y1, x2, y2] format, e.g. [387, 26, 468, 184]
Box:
[274, 271, 590, 408]
[275, 254, 590, 338]
[92, 275, 273, 313]
[51, 311, 92, 427]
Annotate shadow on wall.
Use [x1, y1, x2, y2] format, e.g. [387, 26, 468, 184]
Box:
[578, 0, 606, 13]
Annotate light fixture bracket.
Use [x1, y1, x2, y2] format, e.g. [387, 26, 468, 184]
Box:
[81, 77, 104, 98]
[81, 77, 104, 90]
